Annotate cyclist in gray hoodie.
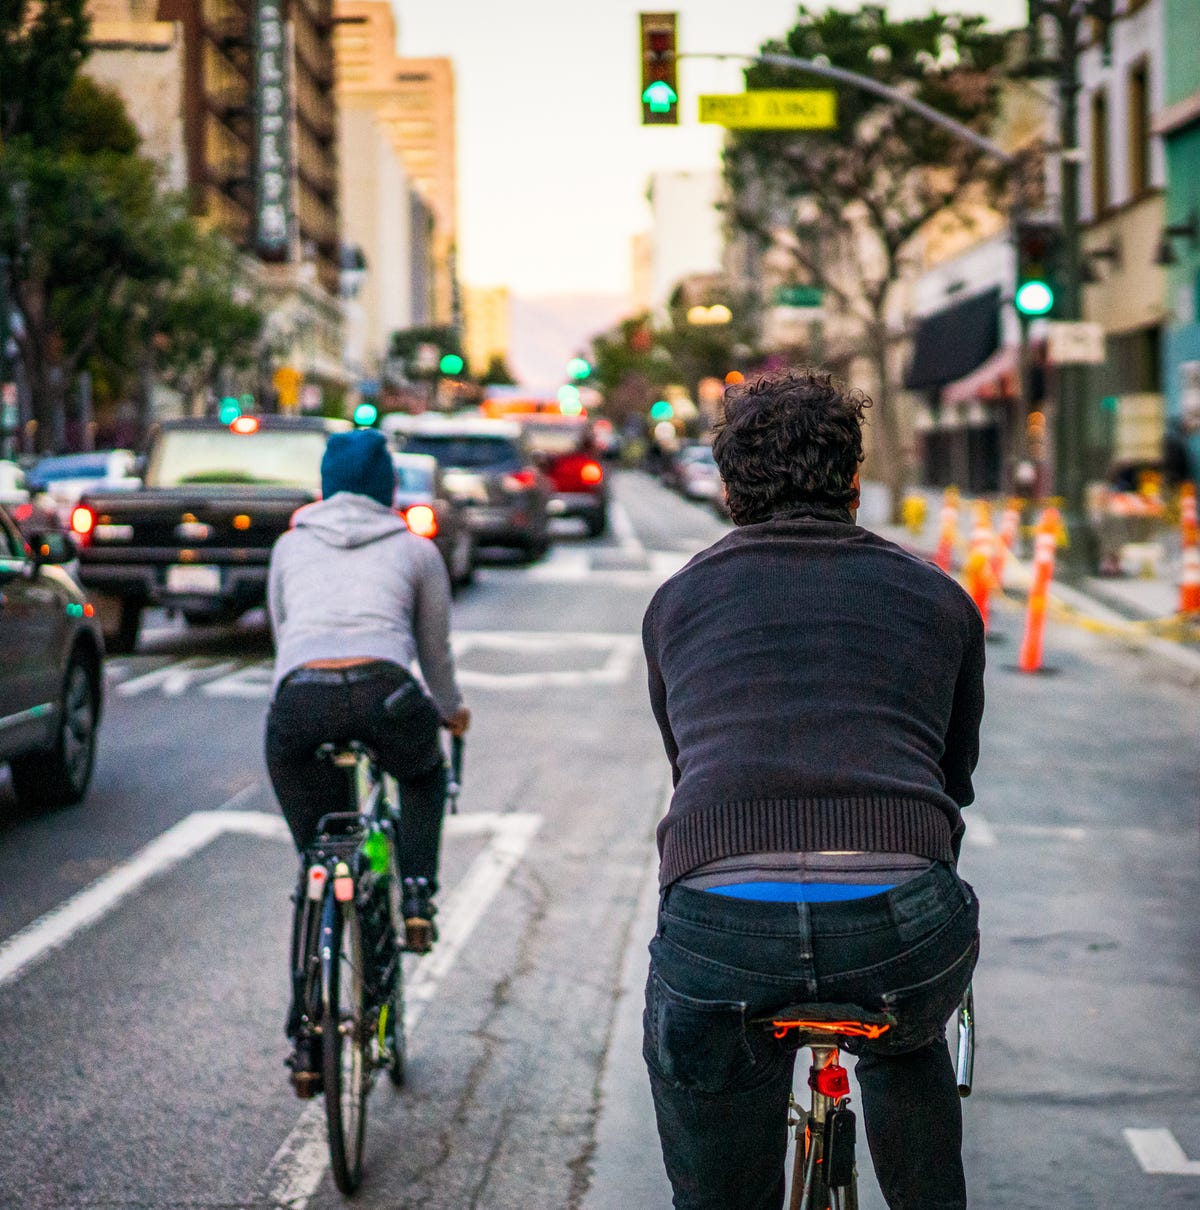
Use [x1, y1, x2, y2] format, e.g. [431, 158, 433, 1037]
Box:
[265, 428, 469, 1085]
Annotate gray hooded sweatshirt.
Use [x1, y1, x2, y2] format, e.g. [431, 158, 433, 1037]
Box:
[267, 492, 463, 720]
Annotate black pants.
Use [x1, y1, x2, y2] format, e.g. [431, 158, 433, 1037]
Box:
[264, 661, 446, 889]
[645, 863, 980, 1210]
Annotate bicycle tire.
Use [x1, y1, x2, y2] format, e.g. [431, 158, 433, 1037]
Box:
[322, 894, 369, 1193]
[384, 957, 407, 1087]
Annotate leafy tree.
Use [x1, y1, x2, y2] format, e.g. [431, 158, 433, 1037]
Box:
[726, 4, 1010, 512]
[0, 0, 91, 146]
[482, 354, 516, 385]
[0, 143, 178, 449]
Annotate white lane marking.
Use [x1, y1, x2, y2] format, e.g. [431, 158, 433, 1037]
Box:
[0, 797, 275, 989]
[203, 660, 275, 698]
[264, 811, 543, 1210]
[1124, 1129, 1200, 1175]
[964, 814, 998, 847]
[116, 657, 238, 697]
[524, 546, 591, 582]
[452, 631, 640, 690]
[964, 814, 1087, 848]
[608, 499, 646, 559]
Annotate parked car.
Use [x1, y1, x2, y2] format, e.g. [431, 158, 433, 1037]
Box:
[517, 415, 609, 537]
[0, 504, 104, 811]
[384, 414, 551, 561]
[671, 443, 725, 506]
[391, 451, 476, 590]
[28, 449, 140, 528]
[0, 459, 59, 538]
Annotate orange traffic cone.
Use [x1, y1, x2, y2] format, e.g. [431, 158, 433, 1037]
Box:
[934, 488, 959, 573]
[994, 500, 1021, 588]
[1180, 484, 1200, 615]
[964, 503, 997, 631]
[1018, 507, 1060, 673]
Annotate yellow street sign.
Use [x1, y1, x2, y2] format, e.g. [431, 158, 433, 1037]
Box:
[698, 90, 836, 130]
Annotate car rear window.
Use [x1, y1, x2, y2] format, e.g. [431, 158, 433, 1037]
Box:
[397, 435, 522, 470]
[147, 430, 328, 489]
[393, 460, 435, 493]
[30, 455, 112, 484]
[521, 422, 587, 457]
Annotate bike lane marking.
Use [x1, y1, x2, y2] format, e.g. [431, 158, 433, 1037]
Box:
[1124, 1129, 1200, 1176]
[0, 788, 267, 989]
[263, 810, 543, 1210]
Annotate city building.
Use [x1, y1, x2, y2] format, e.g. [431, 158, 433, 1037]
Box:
[462, 286, 511, 379]
[1077, 0, 1168, 482]
[338, 107, 424, 376]
[645, 170, 724, 308]
[1155, 0, 1200, 483]
[85, 0, 347, 407]
[333, 1, 458, 326]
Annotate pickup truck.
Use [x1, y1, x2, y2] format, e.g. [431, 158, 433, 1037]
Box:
[70, 415, 350, 652]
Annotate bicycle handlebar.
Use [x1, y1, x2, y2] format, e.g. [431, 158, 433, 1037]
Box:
[446, 733, 464, 814]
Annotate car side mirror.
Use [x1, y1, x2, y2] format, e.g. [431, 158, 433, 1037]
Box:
[28, 530, 75, 566]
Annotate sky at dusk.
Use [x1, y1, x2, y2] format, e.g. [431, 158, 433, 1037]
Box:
[390, 0, 1028, 301]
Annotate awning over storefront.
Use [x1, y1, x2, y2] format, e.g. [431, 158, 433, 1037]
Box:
[941, 344, 1019, 407]
[904, 287, 1001, 391]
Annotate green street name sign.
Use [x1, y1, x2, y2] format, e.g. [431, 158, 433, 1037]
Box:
[698, 90, 836, 130]
[776, 285, 825, 308]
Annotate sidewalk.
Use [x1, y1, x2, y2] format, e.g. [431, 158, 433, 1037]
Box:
[860, 482, 1200, 687]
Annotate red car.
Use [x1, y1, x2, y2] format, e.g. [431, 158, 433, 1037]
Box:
[518, 416, 608, 538]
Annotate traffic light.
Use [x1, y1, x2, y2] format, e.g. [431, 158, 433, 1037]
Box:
[640, 13, 679, 125]
[218, 397, 241, 424]
[1014, 221, 1062, 319]
[567, 357, 592, 381]
[439, 353, 464, 375]
[649, 399, 674, 421]
[353, 400, 380, 427]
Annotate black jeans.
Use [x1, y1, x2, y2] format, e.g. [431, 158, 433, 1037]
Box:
[264, 661, 446, 889]
[644, 862, 980, 1210]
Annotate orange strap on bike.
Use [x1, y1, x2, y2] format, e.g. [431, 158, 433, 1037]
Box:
[771, 1018, 892, 1041]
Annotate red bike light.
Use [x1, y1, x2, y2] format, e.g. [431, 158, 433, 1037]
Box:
[405, 504, 438, 538]
[812, 1061, 850, 1101]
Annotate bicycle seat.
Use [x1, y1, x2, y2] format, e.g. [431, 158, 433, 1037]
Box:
[752, 1002, 895, 1045]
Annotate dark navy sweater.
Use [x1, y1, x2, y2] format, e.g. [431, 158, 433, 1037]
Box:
[643, 509, 986, 888]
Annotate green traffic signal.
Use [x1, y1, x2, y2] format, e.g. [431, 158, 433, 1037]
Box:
[567, 357, 592, 381]
[649, 399, 674, 421]
[218, 397, 241, 423]
[642, 81, 678, 114]
[439, 353, 465, 375]
[353, 401, 380, 426]
[1015, 279, 1055, 318]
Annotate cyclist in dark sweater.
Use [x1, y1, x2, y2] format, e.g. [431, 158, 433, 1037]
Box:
[642, 369, 984, 1210]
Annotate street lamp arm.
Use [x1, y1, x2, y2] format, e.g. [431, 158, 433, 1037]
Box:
[754, 53, 1016, 166]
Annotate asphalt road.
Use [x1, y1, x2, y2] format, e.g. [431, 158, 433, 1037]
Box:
[0, 470, 1197, 1209]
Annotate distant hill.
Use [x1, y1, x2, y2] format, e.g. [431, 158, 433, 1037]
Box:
[508, 293, 631, 392]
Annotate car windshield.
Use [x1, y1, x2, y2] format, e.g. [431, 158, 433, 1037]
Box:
[394, 461, 435, 493]
[30, 455, 113, 484]
[398, 435, 521, 470]
[148, 429, 328, 489]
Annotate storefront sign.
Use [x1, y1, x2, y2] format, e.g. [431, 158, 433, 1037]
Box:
[255, 0, 293, 259]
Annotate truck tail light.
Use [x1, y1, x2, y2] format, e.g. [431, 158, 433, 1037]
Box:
[71, 505, 96, 545]
[502, 468, 538, 493]
[579, 460, 603, 485]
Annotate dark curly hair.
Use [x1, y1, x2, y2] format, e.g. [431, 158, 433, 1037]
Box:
[712, 368, 870, 525]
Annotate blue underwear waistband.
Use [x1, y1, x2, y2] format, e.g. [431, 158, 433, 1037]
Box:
[705, 881, 898, 903]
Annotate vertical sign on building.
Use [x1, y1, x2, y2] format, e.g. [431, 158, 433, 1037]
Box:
[255, 0, 293, 259]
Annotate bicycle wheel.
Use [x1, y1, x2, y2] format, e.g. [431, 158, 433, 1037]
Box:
[322, 894, 369, 1193]
[382, 956, 406, 1087]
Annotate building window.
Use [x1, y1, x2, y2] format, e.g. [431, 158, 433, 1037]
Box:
[1128, 60, 1150, 198]
[1091, 89, 1109, 215]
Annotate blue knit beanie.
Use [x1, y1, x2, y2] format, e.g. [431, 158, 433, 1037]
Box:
[321, 429, 395, 507]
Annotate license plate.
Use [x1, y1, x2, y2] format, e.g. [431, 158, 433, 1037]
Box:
[165, 564, 221, 594]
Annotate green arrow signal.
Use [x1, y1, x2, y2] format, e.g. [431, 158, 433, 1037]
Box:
[642, 81, 678, 113]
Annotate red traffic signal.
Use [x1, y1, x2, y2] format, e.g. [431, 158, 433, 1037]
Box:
[640, 12, 678, 126]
